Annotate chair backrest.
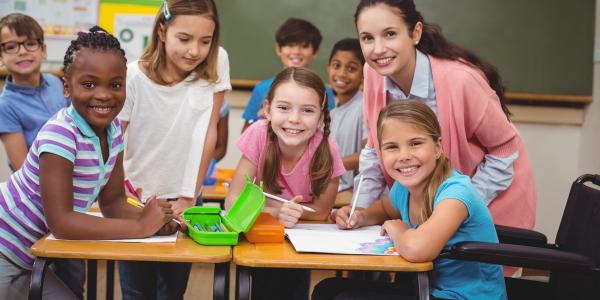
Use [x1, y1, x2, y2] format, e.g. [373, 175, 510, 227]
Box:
[551, 174, 600, 299]
[555, 174, 600, 263]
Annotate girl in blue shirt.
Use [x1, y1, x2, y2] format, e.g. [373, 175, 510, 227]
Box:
[315, 100, 506, 300]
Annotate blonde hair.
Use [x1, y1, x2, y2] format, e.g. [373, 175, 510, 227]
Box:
[377, 100, 452, 224]
[263, 67, 333, 198]
[140, 0, 220, 85]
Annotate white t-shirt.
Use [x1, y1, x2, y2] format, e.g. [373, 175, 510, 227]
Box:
[119, 47, 232, 199]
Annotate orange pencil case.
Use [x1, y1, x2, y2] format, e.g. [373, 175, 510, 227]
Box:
[244, 213, 285, 243]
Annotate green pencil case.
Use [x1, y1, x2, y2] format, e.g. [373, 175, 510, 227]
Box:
[184, 176, 265, 246]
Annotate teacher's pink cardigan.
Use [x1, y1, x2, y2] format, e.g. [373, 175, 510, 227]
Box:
[363, 56, 536, 229]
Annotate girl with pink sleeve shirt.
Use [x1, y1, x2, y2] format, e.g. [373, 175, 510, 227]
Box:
[225, 67, 345, 299]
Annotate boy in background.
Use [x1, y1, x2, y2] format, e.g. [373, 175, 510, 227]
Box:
[0, 13, 81, 298]
[328, 38, 367, 191]
[241, 17, 335, 131]
[0, 13, 68, 171]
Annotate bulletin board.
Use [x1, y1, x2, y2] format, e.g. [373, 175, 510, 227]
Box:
[0, 0, 100, 38]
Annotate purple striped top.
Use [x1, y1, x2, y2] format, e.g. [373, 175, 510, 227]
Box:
[0, 106, 124, 269]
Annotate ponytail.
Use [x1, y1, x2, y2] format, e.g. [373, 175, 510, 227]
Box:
[263, 124, 283, 194]
[417, 23, 510, 118]
[420, 154, 452, 223]
[310, 96, 333, 197]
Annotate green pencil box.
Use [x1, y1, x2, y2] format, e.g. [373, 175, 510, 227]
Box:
[184, 176, 265, 246]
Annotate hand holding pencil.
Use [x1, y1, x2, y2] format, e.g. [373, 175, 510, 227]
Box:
[334, 205, 367, 230]
[275, 195, 304, 228]
[129, 196, 180, 236]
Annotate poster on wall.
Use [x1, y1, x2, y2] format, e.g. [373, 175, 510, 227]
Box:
[98, 0, 160, 61]
[113, 14, 154, 62]
[3, 0, 99, 38]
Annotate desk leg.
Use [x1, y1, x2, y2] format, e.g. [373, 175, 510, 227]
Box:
[106, 260, 114, 300]
[87, 260, 97, 300]
[235, 266, 250, 300]
[29, 258, 49, 300]
[417, 272, 430, 300]
[213, 262, 229, 300]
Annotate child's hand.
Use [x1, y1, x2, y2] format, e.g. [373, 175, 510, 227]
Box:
[156, 220, 179, 236]
[276, 195, 303, 228]
[139, 196, 173, 236]
[334, 205, 366, 229]
[380, 219, 408, 238]
[329, 209, 338, 223]
[171, 197, 195, 217]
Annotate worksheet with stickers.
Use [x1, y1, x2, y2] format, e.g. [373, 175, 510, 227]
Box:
[285, 224, 398, 256]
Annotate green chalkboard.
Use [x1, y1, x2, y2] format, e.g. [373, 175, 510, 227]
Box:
[217, 0, 595, 95]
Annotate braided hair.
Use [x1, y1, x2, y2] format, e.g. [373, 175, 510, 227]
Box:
[263, 67, 334, 198]
[63, 26, 127, 76]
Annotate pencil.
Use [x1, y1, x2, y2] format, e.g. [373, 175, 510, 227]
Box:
[263, 192, 316, 212]
[348, 175, 364, 226]
[124, 178, 140, 199]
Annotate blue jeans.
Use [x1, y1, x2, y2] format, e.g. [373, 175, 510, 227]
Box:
[118, 261, 191, 300]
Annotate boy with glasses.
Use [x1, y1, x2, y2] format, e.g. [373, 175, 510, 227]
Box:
[0, 13, 68, 171]
[0, 13, 82, 299]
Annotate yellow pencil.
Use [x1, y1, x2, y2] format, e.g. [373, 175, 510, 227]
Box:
[127, 197, 143, 208]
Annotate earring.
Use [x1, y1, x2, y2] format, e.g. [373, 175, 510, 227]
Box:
[415, 40, 420, 45]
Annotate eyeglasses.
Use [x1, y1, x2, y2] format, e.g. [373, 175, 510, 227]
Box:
[0, 39, 42, 54]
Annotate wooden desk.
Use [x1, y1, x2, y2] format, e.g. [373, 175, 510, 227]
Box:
[30, 234, 231, 300]
[233, 239, 433, 300]
[202, 185, 227, 200]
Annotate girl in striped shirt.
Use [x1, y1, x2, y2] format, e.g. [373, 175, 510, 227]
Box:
[0, 27, 176, 300]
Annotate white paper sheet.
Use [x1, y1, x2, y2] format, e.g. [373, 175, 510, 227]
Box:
[285, 224, 398, 256]
[47, 232, 178, 243]
[46, 211, 178, 243]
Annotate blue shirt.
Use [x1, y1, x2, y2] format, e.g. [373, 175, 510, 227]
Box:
[390, 170, 507, 300]
[242, 76, 336, 122]
[0, 74, 68, 149]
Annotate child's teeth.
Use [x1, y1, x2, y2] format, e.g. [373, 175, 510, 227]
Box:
[377, 57, 392, 64]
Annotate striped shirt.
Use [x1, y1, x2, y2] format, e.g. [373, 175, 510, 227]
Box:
[0, 106, 124, 269]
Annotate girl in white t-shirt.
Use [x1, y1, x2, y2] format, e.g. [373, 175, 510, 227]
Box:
[116, 0, 231, 298]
